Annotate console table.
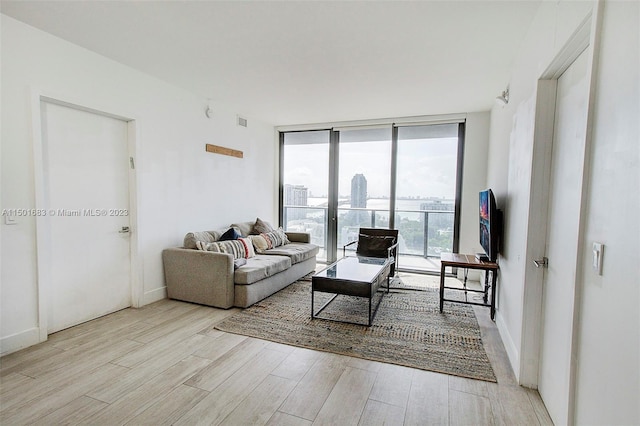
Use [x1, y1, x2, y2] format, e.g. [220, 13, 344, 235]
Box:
[439, 253, 499, 320]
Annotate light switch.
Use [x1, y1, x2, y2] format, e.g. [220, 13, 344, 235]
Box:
[592, 242, 603, 275]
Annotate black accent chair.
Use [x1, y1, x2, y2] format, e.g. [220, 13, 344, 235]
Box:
[343, 228, 399, 276]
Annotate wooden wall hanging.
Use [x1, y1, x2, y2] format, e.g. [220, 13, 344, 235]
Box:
[205, 144, 243, 159]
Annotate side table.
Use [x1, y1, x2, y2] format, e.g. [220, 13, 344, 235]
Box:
[439, 253, 499, 320]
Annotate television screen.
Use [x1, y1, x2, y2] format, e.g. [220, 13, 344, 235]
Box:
[479, 189, 500, 262]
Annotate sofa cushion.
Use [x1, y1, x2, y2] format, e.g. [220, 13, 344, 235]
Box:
[234, 254, 292, 285]
[233, 258, 247, 269]
[184, 230, 221, 249]
[196, 238, 255, 259]
[261, 228, 290, 248]
[252, 217, 274, 234]
[264, 242, 319, 265]
[241, 238, 256, 258]
[249, 235, 270, 253]
[229, 221, 255, 237]
[284, 231, 311, 243]
[219, 227, 241, 241]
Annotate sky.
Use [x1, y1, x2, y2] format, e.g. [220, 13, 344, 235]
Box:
[283, 136, 458, 199]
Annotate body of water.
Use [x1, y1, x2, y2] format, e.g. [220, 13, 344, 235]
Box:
[306, 197, 453, 212]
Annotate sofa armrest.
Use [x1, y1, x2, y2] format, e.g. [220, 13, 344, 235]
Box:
[162, 248, 235, 308]
[285, 232, 311, 243]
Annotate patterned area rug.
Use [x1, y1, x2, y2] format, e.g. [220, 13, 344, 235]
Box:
[215, 278, 496, 382]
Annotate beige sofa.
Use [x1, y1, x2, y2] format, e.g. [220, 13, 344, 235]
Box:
[162, 220, 318, 308]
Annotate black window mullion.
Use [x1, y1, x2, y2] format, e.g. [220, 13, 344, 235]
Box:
[278, 131, 285, 227]
[389, 125, 398, 230]
[452, 122, 465, 255]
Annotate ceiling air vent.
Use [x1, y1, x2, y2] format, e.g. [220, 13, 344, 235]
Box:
[237, 116, 248, 127]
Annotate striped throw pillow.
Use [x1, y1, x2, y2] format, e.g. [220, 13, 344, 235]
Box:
[261, 228, 290, 249]
[196, 238, 255, 259]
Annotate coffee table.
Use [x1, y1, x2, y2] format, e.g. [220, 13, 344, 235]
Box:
[311, 256, 391, 326]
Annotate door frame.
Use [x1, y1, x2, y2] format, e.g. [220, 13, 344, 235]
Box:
[519, 3, 603, 423]
[30, 89, 142, 343]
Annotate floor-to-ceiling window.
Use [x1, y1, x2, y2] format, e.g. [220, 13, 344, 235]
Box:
[281, 130, 330, 262]
[280, 120, 464, 273]
[394, 123, 462, 271]
[336, 127, 392, 248]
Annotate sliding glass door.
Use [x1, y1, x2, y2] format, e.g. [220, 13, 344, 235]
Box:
[280, 122, 464, 272]
[281, 130, 330, 261]
[336, 128, 392, 249]
[394, 124, 461, 270]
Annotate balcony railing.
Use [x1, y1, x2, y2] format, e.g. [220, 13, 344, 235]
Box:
[283, 205, 454, 265]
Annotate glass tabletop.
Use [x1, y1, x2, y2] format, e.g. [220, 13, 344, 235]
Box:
[315, 256, 389, 283]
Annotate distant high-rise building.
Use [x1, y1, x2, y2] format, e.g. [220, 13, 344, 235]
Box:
[351, 174, 367, 208]
[285, 184, 308, 206]
[284, 184, 308, 220]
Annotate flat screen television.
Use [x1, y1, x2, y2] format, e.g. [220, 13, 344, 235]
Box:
[479, 189, 502, 262]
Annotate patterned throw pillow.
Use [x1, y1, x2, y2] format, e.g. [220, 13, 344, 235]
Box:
[195, 238, 255, 259]
[249, 235, 270, 253]
[241, 237, 256, 258]
[252, 217, 274, 234]
[261, 228, 290, 249]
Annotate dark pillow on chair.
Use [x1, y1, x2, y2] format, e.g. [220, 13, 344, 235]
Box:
[357, 234, 396, 258]
[219, 227, 241, 241]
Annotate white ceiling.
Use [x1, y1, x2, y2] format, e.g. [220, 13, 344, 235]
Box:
[1, 0, 540, 126]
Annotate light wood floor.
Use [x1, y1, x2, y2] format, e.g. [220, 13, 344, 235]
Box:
[0, 289, 552, 425]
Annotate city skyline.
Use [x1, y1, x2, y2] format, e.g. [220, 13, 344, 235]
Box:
[284, 174, 455, 209]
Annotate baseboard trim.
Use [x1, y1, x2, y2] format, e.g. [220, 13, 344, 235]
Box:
[0, 327, 44, 356]
[142, 286, 167, 306]
[496, 312, 521, 382]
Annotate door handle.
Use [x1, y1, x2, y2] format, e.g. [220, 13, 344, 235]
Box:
[533, 257, 548, 268]
[119, 226, 130, 234]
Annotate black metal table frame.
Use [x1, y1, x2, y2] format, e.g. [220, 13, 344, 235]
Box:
[439, 257, 499, 320]
[311, 257, 391, 327]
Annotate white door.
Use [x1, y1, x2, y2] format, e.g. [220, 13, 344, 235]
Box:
[42, 102, 132, 333]
[538, 49, 589, 425]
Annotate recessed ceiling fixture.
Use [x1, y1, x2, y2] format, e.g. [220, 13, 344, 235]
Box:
[495, 87, 510, 106]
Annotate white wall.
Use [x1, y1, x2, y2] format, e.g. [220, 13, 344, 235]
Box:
[489, 0, 639, 423]
[0, 15, 277, 355]
[488, 0, 594, 375]
[573, 1, 639, 423]
[459, 112, 490, 261]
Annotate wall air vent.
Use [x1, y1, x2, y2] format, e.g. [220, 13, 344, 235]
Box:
[237, 116, 248, 127]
